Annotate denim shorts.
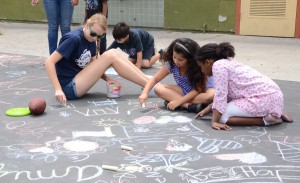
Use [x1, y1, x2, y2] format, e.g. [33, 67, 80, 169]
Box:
[62, 78, 80, 100]
[129, 43, 155, 60]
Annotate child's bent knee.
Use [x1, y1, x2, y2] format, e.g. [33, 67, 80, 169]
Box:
[101, 49, 118, 59]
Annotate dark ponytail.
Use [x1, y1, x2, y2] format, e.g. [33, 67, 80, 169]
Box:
[197, 42, 235, 63]
[217, 42, 235, 59]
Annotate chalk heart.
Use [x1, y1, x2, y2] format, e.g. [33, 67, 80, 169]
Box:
[155, 116, 173, 124]
[133, 116, 156, 124]
[63, 141, 99, 152]
[172, 116, 192, 123]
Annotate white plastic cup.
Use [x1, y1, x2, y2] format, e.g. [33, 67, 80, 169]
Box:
[107, 84, 121, 98]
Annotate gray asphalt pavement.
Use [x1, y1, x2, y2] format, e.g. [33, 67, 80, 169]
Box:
[0, 21, 299, 183]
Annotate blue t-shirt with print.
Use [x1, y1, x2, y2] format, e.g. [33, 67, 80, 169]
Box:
[56, 28, 96, 88]
[165, 62, 214, 95]
[85, 0, 108, 20]
[107, 29, 154, 58]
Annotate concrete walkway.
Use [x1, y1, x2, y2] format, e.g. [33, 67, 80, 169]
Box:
[0, 21, 299, 82]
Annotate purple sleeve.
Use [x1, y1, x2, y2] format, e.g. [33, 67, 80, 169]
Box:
[165, 62, 171, 73]
[206, 76, 214, 89]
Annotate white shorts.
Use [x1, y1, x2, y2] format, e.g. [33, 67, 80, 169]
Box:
[219, 101, 256, 124]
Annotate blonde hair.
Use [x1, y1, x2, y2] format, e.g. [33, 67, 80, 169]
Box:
[86, 13, 108, 59]
[87, 13, 108, 31]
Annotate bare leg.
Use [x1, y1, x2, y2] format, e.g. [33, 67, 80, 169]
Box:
[155, 84, 183, 101]
[150, 52, 161, 65]
[75, 49, 149, 96]
[141, 53, 161, 69]
[155, 84, 212, 110]
[190, 88, 214, 104]
[226, 117, 265, 126]
[141, 59, 151, 69]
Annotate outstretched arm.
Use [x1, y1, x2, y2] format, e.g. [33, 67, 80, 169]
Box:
[211, 109, 232, 131]
[71, 0, 79, 6]
[135, 51, 143, 69]
[44, 51, 67, 106]
[194, 104, 212, 119]
[102, 1, 108, 17]
[139, 65, 168, 105]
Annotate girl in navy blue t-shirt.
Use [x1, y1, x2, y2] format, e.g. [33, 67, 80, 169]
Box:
[45, 14, 150, 106]
[108, 22, 161, 69]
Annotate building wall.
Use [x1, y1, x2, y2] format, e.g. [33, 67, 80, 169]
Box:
[1, 1, 299, 37]
[235, 0, 300, 38]
[73, 0, 164, 28]
[0, 0, 235, 32]
[0, 0, 45, 22]
[164, 0, 236, 32]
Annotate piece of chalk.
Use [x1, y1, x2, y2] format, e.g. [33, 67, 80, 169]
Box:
[127, 111, 131, 116]
[102, 165, 119, 171]
[142, 103, 145, 108]
[121, 145, 134, 151]
[62, 100, 67, 107]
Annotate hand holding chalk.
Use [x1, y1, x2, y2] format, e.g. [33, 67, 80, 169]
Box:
[55, 89, 67, 107]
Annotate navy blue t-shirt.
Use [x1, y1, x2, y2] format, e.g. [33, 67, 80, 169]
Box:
[85, 0, 108, 20]
[108, 29, 154, 58]
[56, 28, 96, 88]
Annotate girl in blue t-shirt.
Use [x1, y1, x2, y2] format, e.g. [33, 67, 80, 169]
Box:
[45, 14, 150, 106]
[139, 38, 215, 113]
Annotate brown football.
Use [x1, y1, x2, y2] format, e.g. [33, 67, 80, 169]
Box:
[28, 97, 46, 115]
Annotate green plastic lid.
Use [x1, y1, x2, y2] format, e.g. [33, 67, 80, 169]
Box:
[5, 108, 31, 117]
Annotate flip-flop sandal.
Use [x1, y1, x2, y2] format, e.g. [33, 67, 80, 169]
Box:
[264, 114, 283, 125]
[281, 111, 294, 123]
[187, 104, 208, 113]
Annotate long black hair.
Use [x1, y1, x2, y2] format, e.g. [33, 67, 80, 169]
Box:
[196, 42, 235, 64]
[161, 38, 206, 92]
